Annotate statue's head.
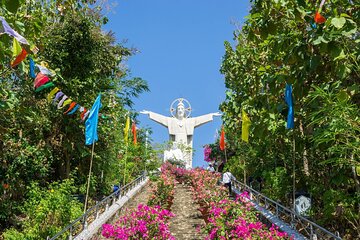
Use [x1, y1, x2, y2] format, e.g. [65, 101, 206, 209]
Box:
[176, 102, 185, 119]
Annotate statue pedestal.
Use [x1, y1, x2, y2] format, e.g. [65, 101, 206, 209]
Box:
[163, 147, 192, 169]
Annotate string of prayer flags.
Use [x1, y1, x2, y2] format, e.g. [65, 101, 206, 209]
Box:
[241, 109, 251, 143]
[2, 16, 93, 126]
[220, 127, 225, 151]
[0, 16, 29, 45]
[85, 94, 102, 145]
[285, 83, 295, 129]
[124, 115, 130, 144]
[314, 0, 326, 24]
[132, 121, 137, 145]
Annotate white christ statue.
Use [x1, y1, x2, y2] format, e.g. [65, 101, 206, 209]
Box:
[140, 98, 221, 169]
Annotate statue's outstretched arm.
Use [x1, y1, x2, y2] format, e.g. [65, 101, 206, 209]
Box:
[193, 112, 222, 128]
[140, 110, 150, 115]
[140, 110, 169, 127]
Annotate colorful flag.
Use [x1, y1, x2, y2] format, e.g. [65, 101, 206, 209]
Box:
[34, 73, 50, 88]
[37, 64, 55, 77]
[314, 0, 326, 24]
[124, 115, 130, 144]
[131, 121, 137, 145]
[242, 109, 251, 142]
[0, 16, 29, 45]
[314, 12, 326, 24]
[67, 104, 80, 115]
[47, 87, 59, 102]
[34, 82, 54, 92]
[220, 127, 225, 151]
[12, 38, 22, 58]
[29, 57, 36, 78]
[85, 94, 102, 145]
[64, 102, 77, 114]
[11, 48, 27, 68]
[285, 83, 294, 129]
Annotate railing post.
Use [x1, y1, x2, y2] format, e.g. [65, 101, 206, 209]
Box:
[69, 225, 73, 240]
[96, 203, 100, 219]
[105, 201, 109, 211]
[118, 187, 122, 200]
[83, 213, 88, 229]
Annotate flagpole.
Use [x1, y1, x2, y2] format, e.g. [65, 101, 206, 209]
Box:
[292, 129, 296, 211]
[123, 115, 130, 185]
[243, 158, 246, 186]
[84, 141, 95, 213]
[224, 145, 228, 163]
[145, 130, 148, 173]
[123, 143, 128, 185]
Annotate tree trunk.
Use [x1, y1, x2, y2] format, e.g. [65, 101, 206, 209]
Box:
[299, 120, 310, 176]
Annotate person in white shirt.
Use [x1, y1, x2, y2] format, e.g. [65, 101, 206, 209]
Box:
[222, 171, 235, 196]
[206, 163, 215, 172]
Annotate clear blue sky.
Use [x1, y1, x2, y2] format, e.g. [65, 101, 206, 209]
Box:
[105, 0, 250, 168]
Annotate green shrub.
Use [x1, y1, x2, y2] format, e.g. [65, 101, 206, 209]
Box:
[3, 179, 82, 240]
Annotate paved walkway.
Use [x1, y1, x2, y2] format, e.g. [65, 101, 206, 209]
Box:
[95, 182, 205, 240]
[169, 183, 205, 240]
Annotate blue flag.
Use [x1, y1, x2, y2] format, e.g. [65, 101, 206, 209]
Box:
[85, 94, 102, 145]
[285, 84, 294, 129]
[29, 57, 36, 78]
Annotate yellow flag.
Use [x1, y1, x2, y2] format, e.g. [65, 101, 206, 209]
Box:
[12, 38, 22, 58]
[124, 115, 130, 144]
[242, 109, 251, 142]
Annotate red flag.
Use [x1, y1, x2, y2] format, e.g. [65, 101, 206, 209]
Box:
[220, 127, 225, 151]
[314, 11, 326, 24]
[131, 121, 137, 145]
[11, 48, 27, 68]
[314, 0, 326, 24]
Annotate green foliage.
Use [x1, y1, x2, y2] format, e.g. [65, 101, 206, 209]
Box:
[3, 179, 82, 239]
[0, 0, 156, 236]
[211, 0, 359, 237]
[309, 86, 359, 165]
[262, 167, 291, 201]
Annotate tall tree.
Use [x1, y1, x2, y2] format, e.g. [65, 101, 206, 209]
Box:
[214, 0, 359, 237]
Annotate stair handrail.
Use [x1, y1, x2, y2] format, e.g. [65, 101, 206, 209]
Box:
[48, 173, 147, 240]
[232, 179, 341, 240]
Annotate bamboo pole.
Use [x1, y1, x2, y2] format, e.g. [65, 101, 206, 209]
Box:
[292, 130, 296, 211]
[84, 141, 95, 213]
[123, 144, 128, 186]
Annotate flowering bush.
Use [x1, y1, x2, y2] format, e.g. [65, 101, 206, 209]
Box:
[147, 163, 175, 209]
[203, 192, 289, 239]
[102, 163, 176, 239]
[188, 168, 227, 209]
[204, 145, 213, 162]
[102, 204, 175, 239]
[180, 166, 290, 239]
